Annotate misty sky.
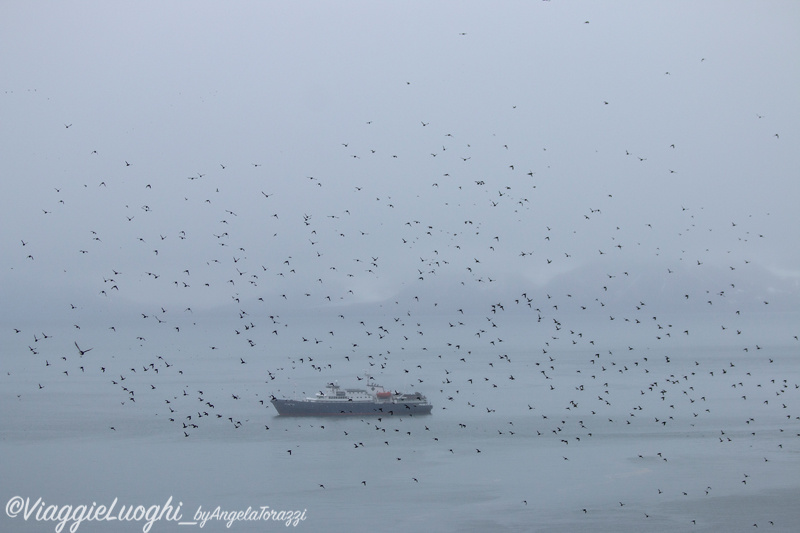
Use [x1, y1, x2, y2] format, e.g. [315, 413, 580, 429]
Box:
[2, 1, 799, 328]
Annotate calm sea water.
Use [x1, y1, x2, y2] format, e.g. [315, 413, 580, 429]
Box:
[2, 317, 798, 533]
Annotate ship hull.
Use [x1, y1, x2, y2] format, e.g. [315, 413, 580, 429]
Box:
[271, 398, 432, 416]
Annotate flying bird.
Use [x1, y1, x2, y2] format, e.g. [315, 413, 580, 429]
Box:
[74, 342, 93, 356]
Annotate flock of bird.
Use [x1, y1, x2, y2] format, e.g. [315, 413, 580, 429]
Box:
[5, 43, 798, 530]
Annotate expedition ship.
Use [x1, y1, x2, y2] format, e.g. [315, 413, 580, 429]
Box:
[271, 377, 432, 416]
